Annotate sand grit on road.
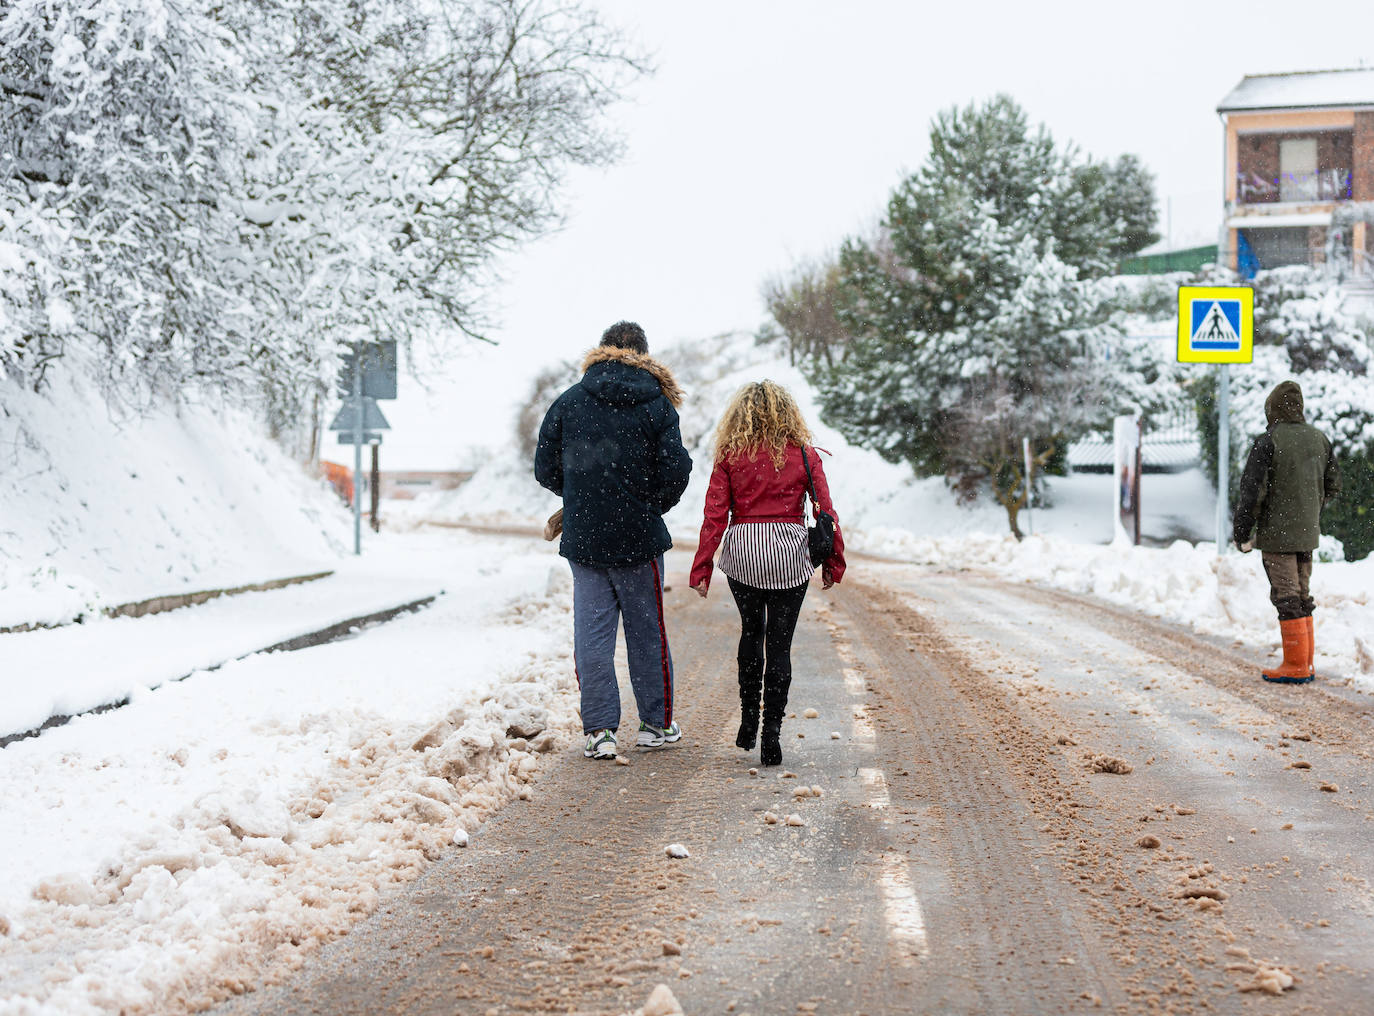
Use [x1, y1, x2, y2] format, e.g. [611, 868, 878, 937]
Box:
[213, 558, 1374, 1016]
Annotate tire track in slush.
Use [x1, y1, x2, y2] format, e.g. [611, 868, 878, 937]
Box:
[213, 573, 924, 1016]
[983, 577, 1374, 760]
[823, 586, 1144, 1013]
[862, 570, 1374, 1012]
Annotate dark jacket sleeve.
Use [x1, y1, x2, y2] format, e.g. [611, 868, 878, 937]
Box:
[1322, 435, 1341, 508]
[533, 397, 565, 497]
[1232, 432, 1272, 547]
[650, 401, 693, 513]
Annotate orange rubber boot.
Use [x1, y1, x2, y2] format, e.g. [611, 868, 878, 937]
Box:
[1262, 618, 1313, 684]
[1304, 615, 1316, 679]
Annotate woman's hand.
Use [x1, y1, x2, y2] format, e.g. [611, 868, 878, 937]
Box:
[821, 569, 835, 590]
[691, 582, 708, 599]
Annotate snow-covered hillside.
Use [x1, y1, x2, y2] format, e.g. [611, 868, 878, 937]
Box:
[0, 363, 349, 630]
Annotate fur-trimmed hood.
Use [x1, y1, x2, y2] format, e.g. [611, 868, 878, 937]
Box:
[580, 346, 684, 408]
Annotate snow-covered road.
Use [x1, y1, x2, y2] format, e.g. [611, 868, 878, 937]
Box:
[207, 556, 1374, 1015]
[3, 527, 1372, 1016]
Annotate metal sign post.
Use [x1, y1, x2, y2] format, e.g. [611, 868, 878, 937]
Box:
[1215, 364, 1230, 553]
[1176, 285, 1253, 555]
[1022, 436, 1034, 537]
[352, 343, 363, 556]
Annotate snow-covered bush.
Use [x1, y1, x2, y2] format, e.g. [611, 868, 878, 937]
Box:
[1252, 266, 1373, 374]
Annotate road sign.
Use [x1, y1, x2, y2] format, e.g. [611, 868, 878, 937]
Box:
[337, 431, 384, 445]
[1176, 286, 1253, 364]
[337, 341, 398, 400]
[328, 397, 390, 432]
[336, 341, 397, 558]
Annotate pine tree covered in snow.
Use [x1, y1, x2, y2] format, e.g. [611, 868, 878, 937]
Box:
[790, 95, 1172, 537]
[0, 0, 643, 429]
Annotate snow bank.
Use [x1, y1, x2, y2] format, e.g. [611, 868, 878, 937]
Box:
[0, 363, 348, 629]
[0, 531, 580, 1016]
[0, 569, 445, 739]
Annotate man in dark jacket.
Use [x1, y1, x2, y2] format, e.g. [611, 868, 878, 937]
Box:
[534, 321, 693, 758]
[1232, 379, 1341, 684]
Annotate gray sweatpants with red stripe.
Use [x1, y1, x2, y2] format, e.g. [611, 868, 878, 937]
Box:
[569, 555, 674, 734]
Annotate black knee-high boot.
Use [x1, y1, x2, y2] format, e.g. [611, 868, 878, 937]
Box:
[759, 674, 790, 766]
[736, 655, 763, 750]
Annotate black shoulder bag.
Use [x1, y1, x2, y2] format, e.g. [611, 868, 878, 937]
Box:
[799, 446, 835, 567]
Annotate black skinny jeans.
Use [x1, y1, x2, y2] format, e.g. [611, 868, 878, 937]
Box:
[727, 578, 809, 722]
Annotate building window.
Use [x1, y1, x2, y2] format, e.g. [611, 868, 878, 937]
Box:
[1279, 138, 1318, 202]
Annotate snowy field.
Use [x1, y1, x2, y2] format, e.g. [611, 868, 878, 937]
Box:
[0, 529, 580, 1016]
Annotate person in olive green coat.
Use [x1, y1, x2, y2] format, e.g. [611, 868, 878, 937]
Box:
[1232, 380, 1341, 684]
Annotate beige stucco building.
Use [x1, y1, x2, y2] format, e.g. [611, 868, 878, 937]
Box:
[1218, 68, 1374, 280]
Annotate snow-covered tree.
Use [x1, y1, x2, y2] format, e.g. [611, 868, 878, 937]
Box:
[0, 0, 643, 428]
[803, 95, 1171, 537]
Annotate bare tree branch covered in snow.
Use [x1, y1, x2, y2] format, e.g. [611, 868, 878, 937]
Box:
[0, 0, 645, 427]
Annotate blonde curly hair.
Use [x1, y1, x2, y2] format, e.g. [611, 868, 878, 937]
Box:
[712, 380, 813, 469]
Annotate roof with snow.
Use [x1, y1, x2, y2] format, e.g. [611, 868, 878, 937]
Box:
[1218, 68, 1374, 113]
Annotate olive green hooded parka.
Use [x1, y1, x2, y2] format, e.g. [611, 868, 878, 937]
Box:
[1232, 380, 1341, 552]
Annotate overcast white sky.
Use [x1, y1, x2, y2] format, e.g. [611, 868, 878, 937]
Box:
[376, 0, 1374, 470]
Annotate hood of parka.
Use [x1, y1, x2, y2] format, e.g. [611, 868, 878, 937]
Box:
[579, 346, 685, 408]
[1265, 380, 1305, 426]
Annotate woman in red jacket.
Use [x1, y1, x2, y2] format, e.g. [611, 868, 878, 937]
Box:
[689, 381, 845, 766]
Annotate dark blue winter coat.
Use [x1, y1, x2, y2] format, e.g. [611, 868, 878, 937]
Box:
[534, 347, 693, 568]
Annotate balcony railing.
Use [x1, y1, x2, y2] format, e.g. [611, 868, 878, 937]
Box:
[1236, 168, 1352, 205]
[1226, 243, 1374, 282]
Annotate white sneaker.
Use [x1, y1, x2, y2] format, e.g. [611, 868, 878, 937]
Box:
[584, 729, 617, 759]
[636, 721, 682, 749]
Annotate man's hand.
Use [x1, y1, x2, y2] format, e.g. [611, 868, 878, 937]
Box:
[1238, 539, 1254, 554]
[691, 582, 708, 598]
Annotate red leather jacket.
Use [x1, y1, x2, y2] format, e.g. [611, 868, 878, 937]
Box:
[690, 444, 845, 591]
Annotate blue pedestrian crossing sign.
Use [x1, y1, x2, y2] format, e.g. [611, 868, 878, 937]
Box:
[1177, 286, 1253, 364]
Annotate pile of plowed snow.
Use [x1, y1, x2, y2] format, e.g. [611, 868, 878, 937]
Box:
[0, 531, 578, 1015]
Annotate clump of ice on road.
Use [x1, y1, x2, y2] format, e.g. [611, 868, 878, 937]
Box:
[1226, 946, 1298, 995]
[629, 983, 684, 1016]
